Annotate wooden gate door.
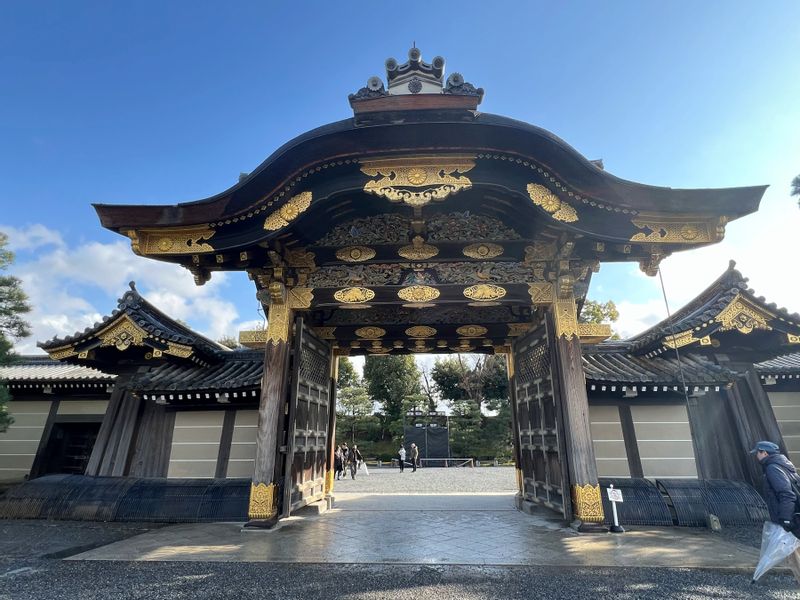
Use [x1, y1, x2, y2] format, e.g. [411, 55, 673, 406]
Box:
[511, 318, 571, 518]
[279, 317, 333, 518]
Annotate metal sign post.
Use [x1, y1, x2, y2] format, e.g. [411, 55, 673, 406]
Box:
[606, 484, 625, 533]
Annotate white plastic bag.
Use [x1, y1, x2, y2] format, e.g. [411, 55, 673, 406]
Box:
[359, 461, 369, 476]
[752, 521, 800, 583]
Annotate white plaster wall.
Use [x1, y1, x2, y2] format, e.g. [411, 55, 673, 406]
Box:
[0, 400, 51, 482]
[167, 411, 224, 478]
[631, 404, 697, 478]
[588, 405, 630, 478]
[227, 410, 258, 478]
[767, 391, 800, 460]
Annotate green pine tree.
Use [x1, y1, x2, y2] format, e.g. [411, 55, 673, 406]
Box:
[0, 232, 32, 432]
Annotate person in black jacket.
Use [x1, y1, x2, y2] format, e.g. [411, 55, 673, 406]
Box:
[751, 440, 799, 535]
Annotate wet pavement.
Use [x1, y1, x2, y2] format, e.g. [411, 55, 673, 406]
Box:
[70, 492, 764, 569]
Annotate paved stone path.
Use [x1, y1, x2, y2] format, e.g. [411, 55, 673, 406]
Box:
[331, 464, 516, 493]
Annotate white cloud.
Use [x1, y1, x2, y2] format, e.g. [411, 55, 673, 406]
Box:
[1, 223, 65, 251]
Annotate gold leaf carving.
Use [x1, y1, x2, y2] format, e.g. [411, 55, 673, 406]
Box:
[456, 325, 488, 338]
[361, 156, 475, 207]
[662, 329, 701, 349]
[507, 323, 534, 337]
[266, 303, 290, 346]
[405, 326, 437, 338]
[578, 323, 612, 344]
[630, 213, 725, 244]
[554, 296, 579, 339]
[248, 482, 277, 520]
[239, 329, 269, 349]
[409, 340, 433, 353]
[334, 287, 375, 304]
[355, 326, 386, 339]
[263, 191, 312, 231]
[398, 236, 439, 260]
[165, 342, 193, 358]
[462, 243, 504, 259]
[398, 285, 440, 303]
[571, 483, 604, 523]
[47, 345, 79, 360]
[788, 333, 800, 344]
[463, 284, 506, 302]
[127, 225, 216, 256]
[527, 184, 578, 223]
[336, 246, 376, 262]
[313, 327, 337, 339]
[98, 315, 148, 351]
[528, 282, 554, 305]
[288, 287, 314, 309]
[286, 249, 316, 268]
[715, 294, 772, 335]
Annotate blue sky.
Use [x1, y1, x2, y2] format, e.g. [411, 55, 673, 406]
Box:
[2, 2, 799, 353]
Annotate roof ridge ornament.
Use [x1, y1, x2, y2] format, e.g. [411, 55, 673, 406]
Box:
[348, 47, 483, 113]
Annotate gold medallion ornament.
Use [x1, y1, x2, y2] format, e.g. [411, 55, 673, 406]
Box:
[361, 156, 475, 207]
[456, 325, 488, 338]
[334, 287, 376, 304]
[398, 285, 440, 303]
[526, 184, 578, 223]
[263, 191, 313, 231]
[462, 243, 504, 259]
[248, 482, 278, 520]
[571, 483, 605, 523]
[789, 334, 800, 344]
[398, 236, 439, 260]
[355, 326, 387, 339]
[367, 341, 391, 354]
[405, 325, 437, 338]
[336, 246, 376, 262]
[463, 284, 506, 302]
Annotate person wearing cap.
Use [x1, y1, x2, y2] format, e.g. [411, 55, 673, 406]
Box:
[751, 440, 799, 535]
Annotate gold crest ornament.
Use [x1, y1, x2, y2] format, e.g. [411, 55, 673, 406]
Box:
[462, 243, 504, 259]
[397, 285, 440, 303]
[526, 184, 578, 223]
[405, 326, 437, 338]
[456, 325, 488, 338]
[463, 284, 506, 302]
[334, 287, 376, 304]
[398, 236, 439, 260]
[336, 246, 377, 262]
[361, 156, 475, 207]
[263, 191, 313, 231]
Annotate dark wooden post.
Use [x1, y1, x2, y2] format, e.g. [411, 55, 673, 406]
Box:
[325, 354, 340, 497]
[502, 348, 524, 495]
[246, 283, 314, 527]
[247, 283, 294, 526]
[548, 287, 605, 526]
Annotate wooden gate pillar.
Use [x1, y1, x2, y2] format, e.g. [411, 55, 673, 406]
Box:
[325, 355, 340, 497]
[247, 283, 313, 526]
[548, 285, 605, 526]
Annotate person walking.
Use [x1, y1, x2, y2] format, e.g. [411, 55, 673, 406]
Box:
[334, 445, 344, 480]
[350, 444, 363, 480]
[398, 445, 406, 472]
[751, 440, 799, 537]
[411, 442, 419, 472]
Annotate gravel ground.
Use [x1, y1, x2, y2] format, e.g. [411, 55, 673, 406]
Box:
[333, 465, 517, 493]
[0, 561, 797, 599]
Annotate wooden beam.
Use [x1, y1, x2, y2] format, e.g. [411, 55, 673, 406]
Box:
[28, 400, 60, 479]
[617, 404, 644, 479]
[215, 409, 236, 479]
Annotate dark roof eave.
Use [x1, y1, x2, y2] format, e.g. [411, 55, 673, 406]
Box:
[92, 113, 767, 231]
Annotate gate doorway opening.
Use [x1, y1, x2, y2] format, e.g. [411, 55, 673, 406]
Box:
[39, 422, 102, 476]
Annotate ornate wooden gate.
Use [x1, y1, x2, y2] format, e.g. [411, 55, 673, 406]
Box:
[511, 318, 571, 518]
[279, 317, 332, 518]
